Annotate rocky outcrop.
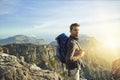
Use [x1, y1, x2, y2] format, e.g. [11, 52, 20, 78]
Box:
[2, 44, 57, 69]
[1, 44, 65, 79]
[0, 47, 3, 53]
[111, 58, 120, 80]
[0, 51, 62, 80]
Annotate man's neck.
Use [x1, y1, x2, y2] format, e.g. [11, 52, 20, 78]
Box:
[70, 35, 79, 41]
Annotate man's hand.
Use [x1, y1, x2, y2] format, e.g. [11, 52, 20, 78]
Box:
[73, 51, 85, 61]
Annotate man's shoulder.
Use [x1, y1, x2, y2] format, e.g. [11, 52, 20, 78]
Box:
[67, 38, 76, 45]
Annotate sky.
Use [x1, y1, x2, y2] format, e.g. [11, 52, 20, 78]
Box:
[0, 0, 120, 44]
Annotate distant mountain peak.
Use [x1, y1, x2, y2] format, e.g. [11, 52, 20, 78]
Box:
[0, 35, 48, 45]
[13, 34, 28, 37]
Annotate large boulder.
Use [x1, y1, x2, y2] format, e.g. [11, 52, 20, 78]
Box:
[111, 58, 120, 80]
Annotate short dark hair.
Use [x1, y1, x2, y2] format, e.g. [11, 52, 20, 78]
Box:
[70, 23, 80, 31]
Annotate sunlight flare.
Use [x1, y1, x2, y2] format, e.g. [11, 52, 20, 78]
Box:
[104, 38, 119, 49]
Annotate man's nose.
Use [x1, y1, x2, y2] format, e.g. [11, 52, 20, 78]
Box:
[76, 31, 79, 34]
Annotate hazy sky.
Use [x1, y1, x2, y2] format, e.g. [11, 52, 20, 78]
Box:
[0, 0, 120, 43]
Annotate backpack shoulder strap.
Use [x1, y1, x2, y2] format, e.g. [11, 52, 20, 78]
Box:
[74, 40, 81, 50]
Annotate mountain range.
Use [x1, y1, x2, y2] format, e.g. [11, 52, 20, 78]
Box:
[0, 35, 48, 45]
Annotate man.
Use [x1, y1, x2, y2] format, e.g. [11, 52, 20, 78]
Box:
[65, 23, 85, 80]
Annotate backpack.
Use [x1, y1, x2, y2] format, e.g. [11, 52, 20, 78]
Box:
[56, 33, 69, 64]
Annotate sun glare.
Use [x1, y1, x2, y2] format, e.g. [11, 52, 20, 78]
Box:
[105, 39, 119, 49]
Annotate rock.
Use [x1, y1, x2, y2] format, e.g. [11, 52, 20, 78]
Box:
[2, 44, 56, 63]
[0, 47, 3, 53]
[2, 47, 9, 54]
[111, 58, 120, 80]
[0, 43, 65, 79]
[0, 52, 62, 80]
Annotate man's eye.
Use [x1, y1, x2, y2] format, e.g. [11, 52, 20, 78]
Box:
[75, 29, 79, 31]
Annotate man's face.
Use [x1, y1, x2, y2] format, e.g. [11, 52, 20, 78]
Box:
[70, 26, 79, 37]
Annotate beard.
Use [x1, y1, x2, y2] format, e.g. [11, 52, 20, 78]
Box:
[73, 34, 78, 37]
